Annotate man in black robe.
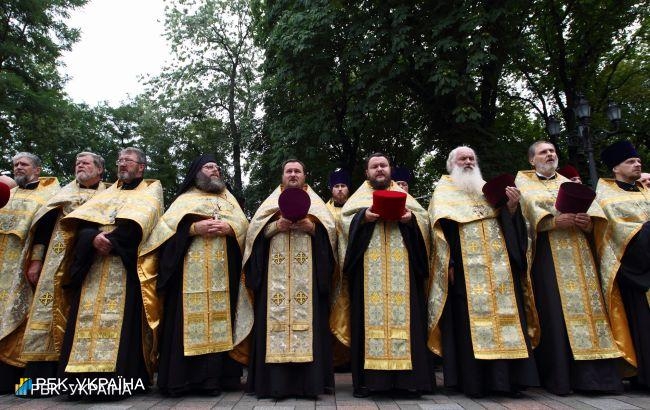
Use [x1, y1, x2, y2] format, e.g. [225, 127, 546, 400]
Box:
[241, 159, 337, 398]
[428, 146, 539, 398]
[57, 147, 163, 400]
[141, 154, 247, 396]
[516, 141, 622, 395]
[597, 140, 650, 390]
[20, 152, 105, 396]
[338, 153, 435, 398]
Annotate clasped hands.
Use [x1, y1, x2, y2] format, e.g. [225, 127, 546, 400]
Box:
[193, 218, 234, 237]
[555, 212, 592, 232]
[276, 216, 315, 235]
[364, 208, 412, 224]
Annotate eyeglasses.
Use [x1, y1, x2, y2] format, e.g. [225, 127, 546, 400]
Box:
[116, 158, 141, 165]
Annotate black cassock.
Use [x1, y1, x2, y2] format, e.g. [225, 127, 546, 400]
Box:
[531, 230, 622, 395]
[439, 208, 539, 397]
[344, 210, 435, 395]
[58, 180, 149, 399]
[617, 220, 650, 389]
[156, 217, 243, 396]
[245, 223, 335, 398]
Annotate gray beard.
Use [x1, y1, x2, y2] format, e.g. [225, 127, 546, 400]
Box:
[15, 175, 34, 188]
[369, 176, 391, 190]
[118, 170, 138, 183]
[536, 159, 558, 176]
[195, 173, 226, 194]
[450, 165, 485, 195]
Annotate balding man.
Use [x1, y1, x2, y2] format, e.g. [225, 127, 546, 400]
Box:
[516, 141, 622, 395]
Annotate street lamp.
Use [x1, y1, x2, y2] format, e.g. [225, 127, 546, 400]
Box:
[545, 95, 622, 188]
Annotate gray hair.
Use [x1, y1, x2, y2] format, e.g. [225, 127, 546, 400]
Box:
[119, 147, 146, 166]
[77, 151, 105, 170]
[446, 146, 476, 173]
[12, 152, 41, 167]
[527, 141, 553, 161]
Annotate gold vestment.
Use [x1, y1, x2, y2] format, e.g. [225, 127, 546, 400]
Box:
[234, 185, 336, 364]
[336, 181, 430, 370]
[139, 187, 248, 357]
[0, 177, 60, 367]
[60, 179, 163, 374]
[427, 175, 538, 359]
[516, 171, 621, 360]
[594, 178, 650, 367]
[21, 180, 107, 362]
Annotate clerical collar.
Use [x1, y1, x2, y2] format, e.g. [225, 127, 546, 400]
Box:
[79, 181, 100, 189]
[615, 180, 640, 192]
[22, 180, 40, 190]
[120, 177, 143, 190]
[536, 172, 557, 181]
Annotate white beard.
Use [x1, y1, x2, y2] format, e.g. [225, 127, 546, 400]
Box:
[536, 158, 558, 176]
[450, 165, 485, 195]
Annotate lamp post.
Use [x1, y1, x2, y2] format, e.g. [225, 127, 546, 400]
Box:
[545, 95, 621, 188]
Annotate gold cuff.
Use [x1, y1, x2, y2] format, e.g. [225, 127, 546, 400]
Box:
[189, 222, 198, 236]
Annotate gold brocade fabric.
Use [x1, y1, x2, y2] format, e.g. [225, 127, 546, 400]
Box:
[516, 171, 621, 360]
[337, 181, 430, 370]
[0, 177, 60, 361]
[22, 181, 106, 362]
[139, 188, 248, 357]
[61, 180, 163, 373]
[233, 185, 337, 352]
[595, 178, 650, 367]
[326, 199, 350, 347]
[427, 176, 534, 359]
[266, 230, 314, 362]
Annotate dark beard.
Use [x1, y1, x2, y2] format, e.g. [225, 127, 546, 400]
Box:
[368, 176, 391, 190]
[195, 172, 226, 194]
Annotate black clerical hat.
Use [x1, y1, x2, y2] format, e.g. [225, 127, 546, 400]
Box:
[601, 140, 639, 169]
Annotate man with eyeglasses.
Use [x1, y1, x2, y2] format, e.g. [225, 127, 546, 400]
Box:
[140, 154, 248, 396]
[57, 147, 163, 399]
[0, 152, 59, 394]
[19, 152, 106, 397]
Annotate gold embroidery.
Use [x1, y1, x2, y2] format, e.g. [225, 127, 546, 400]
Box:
[272, 293, 285, 306]
[52, 241, 66, 254]
[294, 251, 308, 264]
[39, 292, 54, 306]
[273, 253, 285, 264]
[294, 290, 308, 305]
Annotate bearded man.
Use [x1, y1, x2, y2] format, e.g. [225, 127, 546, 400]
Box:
[20, 152, 106, 393]
[0, 152, 59, 393]
[237, 159, 337, 398]
[427, 146, 539, 397]
[140, 155, 248, 396]
[595, 140, 650, 389]
[57, 147, 163, 399]
[516, 141, 622, 395]
[336, 153, 434, 398]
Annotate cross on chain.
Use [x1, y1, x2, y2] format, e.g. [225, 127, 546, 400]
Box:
[39, 292, 54, 306]
[294, 251, 308, 265]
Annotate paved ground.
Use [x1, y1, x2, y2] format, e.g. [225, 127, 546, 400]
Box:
[2, 373, 649, 409]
